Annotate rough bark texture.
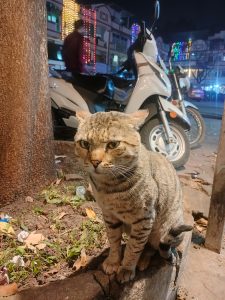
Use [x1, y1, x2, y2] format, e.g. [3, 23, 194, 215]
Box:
[205, 103, 225, 253]
[0, 0, 55, 205]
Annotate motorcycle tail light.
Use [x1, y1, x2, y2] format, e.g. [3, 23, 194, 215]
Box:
[170, 111, 177, 119]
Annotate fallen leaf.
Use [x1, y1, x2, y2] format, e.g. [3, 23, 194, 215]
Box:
[24, 231, 45, 248]
[0, 283, 18, 297]
[36, 243, 47, 250]
[85, 208, 96, 219]
[50, 224, 57, 232]
[25, 196, 34, 203]
[44, 267, 59, 277]
[55, 178, 62, 186]
[194, 178, 211, 186]
[73, 248, 88, 271]
[85, 208, 103, 223]
[0, 222, 15, 236]
[195, 225, 205, 232]
[196, 218, 208, 227]
[57, 212, 68, 220]
[65, 174, 84, 181]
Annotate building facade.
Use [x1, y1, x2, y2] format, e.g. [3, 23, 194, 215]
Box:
[46, 0, 64, 69]
[157, 30, 225, 97]
[46, 0, 132, 73]
[91, 3, 132, 73]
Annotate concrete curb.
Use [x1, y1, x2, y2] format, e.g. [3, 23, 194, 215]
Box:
[0, 219, 193, 300]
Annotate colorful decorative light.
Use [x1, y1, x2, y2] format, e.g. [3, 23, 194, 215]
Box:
[62, 0, 80, 40]
[93, 9, 97, 72]
[81, 7, 97, 72]
[62, 1, 97, 72]
[171, 38, 192, 61]
[131, 23, 141, 44]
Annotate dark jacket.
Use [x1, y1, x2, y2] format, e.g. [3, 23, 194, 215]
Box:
[62, 31, 84, 73]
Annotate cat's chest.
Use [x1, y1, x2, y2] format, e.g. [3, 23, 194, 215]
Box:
[95, 192, 130, 211]
[94, 192, 146, 224]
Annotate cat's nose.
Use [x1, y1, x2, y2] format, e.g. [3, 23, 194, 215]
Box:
[91, 160, 101, 168]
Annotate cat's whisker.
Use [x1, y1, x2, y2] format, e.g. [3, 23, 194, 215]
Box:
[112, 168, 133, 183]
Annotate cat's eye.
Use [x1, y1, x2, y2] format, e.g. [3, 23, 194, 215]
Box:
[107, 141, 120, 149]
[79, 140, 90, 150]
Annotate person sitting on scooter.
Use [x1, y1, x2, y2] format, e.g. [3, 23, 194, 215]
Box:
[62, 19, 85, 76]
[118, 30, 144, 79]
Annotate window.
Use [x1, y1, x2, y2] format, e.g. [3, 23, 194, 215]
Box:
[96, 51, 107, 64]
[46, 2, 61, 32]
[100, 11, 109, 22]
[48, 42, 63, 61]
[210, 39, 224, 51]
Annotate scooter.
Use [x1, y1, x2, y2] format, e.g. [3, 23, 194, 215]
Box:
[49, 0, 191, 169]
[167, 47, 205, 148]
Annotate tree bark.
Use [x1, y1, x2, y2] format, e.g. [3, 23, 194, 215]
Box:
[0, 0, 55, 204]
[205, 103, 225, 253]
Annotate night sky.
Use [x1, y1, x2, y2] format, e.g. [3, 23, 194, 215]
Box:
[79, 0, 225, 37]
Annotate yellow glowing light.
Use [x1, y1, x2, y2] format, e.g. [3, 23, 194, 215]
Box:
[62, 0, 80, 39]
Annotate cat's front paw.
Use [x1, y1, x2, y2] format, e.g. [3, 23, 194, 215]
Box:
[116, 266, 136, 283]
[102, 257, 120, 275]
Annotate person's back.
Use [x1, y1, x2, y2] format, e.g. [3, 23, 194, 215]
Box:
[62, 19, 84, 74]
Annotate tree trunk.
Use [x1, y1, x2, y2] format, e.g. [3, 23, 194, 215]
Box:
[0, 0, 55, 204]
[205, 103, 225, 253]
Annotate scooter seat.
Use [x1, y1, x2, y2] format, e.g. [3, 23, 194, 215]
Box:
[70, 74, 108, 94]
[110, 76, 135, 89]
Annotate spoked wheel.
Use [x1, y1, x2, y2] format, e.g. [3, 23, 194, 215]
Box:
[140, 118, 190, 169]
[185, 107, 205, 149]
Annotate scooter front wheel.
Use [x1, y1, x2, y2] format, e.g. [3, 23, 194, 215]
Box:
[140, 118, 190, 169]
[185, 107, 205, 149]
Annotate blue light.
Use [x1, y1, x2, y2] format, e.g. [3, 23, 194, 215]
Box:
[108, 80, 114, 92]
[57, 51, 62, 61]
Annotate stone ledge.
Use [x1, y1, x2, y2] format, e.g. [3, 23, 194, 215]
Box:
[0, 141, 193, 300]
[0, 228, 192, 300]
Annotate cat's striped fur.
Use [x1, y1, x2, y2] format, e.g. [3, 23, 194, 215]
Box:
[74, 110, 192, 283]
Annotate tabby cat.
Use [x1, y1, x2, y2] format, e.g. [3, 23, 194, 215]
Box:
[74, 110, 192, 283]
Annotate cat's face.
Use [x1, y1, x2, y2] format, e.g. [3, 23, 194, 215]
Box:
[74, 110, 148, 176]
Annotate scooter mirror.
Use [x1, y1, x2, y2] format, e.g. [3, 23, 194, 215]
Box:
[154, 1, 160, 20]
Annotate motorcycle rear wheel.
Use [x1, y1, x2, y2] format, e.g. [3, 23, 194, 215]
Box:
[185, 107, 205, 149]
[140, 118, 190, 169]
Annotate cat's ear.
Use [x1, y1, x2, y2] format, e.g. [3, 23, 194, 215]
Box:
[76, 110, 91, 123]
[170, 224, 193, 237]
[128, 110, 149, 129]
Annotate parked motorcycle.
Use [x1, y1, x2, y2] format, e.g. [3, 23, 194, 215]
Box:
[49, 0, 191, 168]
[168, 45, 206, 149]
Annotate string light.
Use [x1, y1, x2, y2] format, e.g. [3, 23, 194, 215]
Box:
[62, 0, 80, 40]
[171, 39, 192, 61]
[62, 1, 96, 72]
[81, 6, 97, 71]
[93, 9, 97, 72]
[131, 23, 140, 44]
